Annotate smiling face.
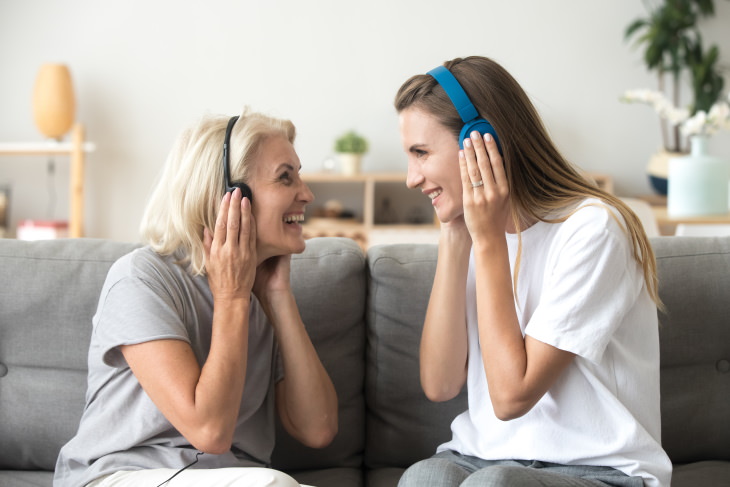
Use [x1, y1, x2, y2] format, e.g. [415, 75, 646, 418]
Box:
[399, 107, 463, 223]
[247, 134, 314, 262]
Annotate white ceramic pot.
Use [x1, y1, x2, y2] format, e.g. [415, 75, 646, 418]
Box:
[339, 153, 362, 175]
[668, 135, 730, 217]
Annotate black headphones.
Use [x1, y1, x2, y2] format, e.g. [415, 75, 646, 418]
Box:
[223, 116, 253, 202]
[427, 65, 503, 155]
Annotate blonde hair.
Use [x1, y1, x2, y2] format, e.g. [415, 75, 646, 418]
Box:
[140, 109, 296, 275]
[394, 56, 661, 307]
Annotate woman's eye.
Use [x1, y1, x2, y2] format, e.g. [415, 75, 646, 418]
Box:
[415, 149, 427, 158]
[279, 172, 293, 184]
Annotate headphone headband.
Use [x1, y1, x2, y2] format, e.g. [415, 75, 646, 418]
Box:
[427, 66, 479, 123]
[222, 115, 253, 202]
[427, 65, 502, 154]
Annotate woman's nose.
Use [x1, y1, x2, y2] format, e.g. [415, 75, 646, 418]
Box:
[406, 159, 424, 189]
[299, 180, 315, 204]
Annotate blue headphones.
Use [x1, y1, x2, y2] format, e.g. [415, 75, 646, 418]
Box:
[223, 116, 253, 202]
[427, 65, 502, 154]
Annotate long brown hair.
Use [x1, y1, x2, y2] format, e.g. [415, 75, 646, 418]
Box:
[394, 56, 660, 307]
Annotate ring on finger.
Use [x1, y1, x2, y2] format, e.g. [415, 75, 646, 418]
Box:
[472, 180, 484, 188]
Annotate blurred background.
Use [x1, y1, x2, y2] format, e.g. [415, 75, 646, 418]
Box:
[1, 0, 729, 242]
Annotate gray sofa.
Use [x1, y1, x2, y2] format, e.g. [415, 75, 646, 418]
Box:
[0, 236, 728, 487]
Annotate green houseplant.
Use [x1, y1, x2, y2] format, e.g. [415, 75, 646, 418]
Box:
[334, 131, 368, 175]
[622, 0, 730, 198]
[623, 0, 727, 153]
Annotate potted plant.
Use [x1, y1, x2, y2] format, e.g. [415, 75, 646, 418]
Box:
[334, 130, 368, 175]
[622, 0, 729, 195]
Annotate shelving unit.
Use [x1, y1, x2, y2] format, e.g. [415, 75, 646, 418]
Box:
[301, 171, 614, 249]
[301, 172, 437, 248]
[0, 123, 95, 238]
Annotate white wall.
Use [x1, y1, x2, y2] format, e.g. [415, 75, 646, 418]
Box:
[1, 0, 729, 242]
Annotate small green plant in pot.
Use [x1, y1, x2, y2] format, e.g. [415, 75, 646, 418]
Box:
[334, 131, 368, 175]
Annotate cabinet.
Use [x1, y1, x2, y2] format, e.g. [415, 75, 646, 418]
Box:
[302, 172, 438, 249]
[0, 123, 95, 238]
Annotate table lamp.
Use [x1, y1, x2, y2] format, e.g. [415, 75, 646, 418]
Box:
[32, 63, 76, 140]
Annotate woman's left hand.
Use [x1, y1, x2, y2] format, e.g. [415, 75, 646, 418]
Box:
[253, 255, 292, 304]
[459, 131, 510, 242]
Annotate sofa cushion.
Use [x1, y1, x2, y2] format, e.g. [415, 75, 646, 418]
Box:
[365, 244, 467, 469]
[272, 238, 367, 472]
[672, 460, 730, 487]
[652, 236, 730, 464]
[0, 239, 140, 471]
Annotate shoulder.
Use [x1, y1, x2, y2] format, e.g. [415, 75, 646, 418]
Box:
[107, 246, 184, 284]
[553, 199, 629, 245]
[538, 198, 635, 269]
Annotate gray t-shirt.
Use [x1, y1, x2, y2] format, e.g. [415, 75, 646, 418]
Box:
[54, 247, 281, 487]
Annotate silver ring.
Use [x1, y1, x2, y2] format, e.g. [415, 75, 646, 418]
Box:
[471, 180, 484, 188]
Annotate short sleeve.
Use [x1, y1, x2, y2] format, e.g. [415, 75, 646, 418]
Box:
[93, 259, 191, 369]
[525, 205, 644, 364]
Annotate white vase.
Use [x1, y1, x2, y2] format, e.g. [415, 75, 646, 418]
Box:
[668, 135, 730, 217]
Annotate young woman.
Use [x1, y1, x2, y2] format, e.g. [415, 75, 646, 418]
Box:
[394, 56, 671, 487]
[54, 110, 337, 487]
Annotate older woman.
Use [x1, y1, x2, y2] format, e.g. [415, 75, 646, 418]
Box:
[54, 110, 337, 487]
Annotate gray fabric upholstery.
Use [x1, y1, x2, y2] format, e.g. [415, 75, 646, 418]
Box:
[1, 236, 729, 487]
[0, 239, 140, 473]
[652, 237, 730, 465]
[272, 237, 367, 472]
[365, 244, 466, 469]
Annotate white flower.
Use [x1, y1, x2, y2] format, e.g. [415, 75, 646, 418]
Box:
[623, 88, 730, 137]
[681, 101, 730, 136]
[621, 89, 690, 126]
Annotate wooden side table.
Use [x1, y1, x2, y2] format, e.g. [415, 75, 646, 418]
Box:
[639, 195, 730, 235]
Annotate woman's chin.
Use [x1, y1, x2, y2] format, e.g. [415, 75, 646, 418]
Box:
[258, 238, 306, 261]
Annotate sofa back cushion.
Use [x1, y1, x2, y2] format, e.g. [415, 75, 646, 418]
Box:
[365, 244, 467, 469]
[652, 236, 730, 463]
[0, 238, 140, 471]
[271, 237, 367, 471]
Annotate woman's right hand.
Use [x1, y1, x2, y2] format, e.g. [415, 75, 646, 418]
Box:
[204, 188, 257, 303]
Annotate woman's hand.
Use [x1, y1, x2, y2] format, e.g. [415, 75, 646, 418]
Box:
[253, 255, 292, 300]
[459, 131, 510, 243]
[204, 188, 257, 303]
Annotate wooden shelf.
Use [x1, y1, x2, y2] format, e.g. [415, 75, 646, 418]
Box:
[300, 171, 614, 248]
[301, 172, 437, 248]
[0, 123, 95, 237]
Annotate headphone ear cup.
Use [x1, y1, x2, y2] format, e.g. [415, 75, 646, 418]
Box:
[459, 119, 502, 155]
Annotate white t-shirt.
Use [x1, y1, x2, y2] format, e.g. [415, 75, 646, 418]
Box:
[438, 199, 672, 487]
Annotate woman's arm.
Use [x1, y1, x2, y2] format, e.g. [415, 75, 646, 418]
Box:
[254, 256, 338, 449]
[461, 132, 575, 420]
[419, 223, 471, 402]
[121, 189, 257, 454]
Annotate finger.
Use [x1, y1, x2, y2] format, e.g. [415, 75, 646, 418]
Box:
[214, 191, 232, 244]
[240, 196, 253, 247]
[226, 188, 242, 245]
[458, 149, 473, 200]
[484, 133, 508, 189]
[462, 137, 483, 186]
[470, 131, 495, 187]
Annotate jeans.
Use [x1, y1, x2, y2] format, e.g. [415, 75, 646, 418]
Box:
[397, 450, 645, 487]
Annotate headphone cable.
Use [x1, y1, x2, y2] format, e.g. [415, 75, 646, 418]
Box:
[154, 451, 204, 487]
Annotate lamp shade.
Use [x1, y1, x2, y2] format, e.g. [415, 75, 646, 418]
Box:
[32, 64, 76, 140]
